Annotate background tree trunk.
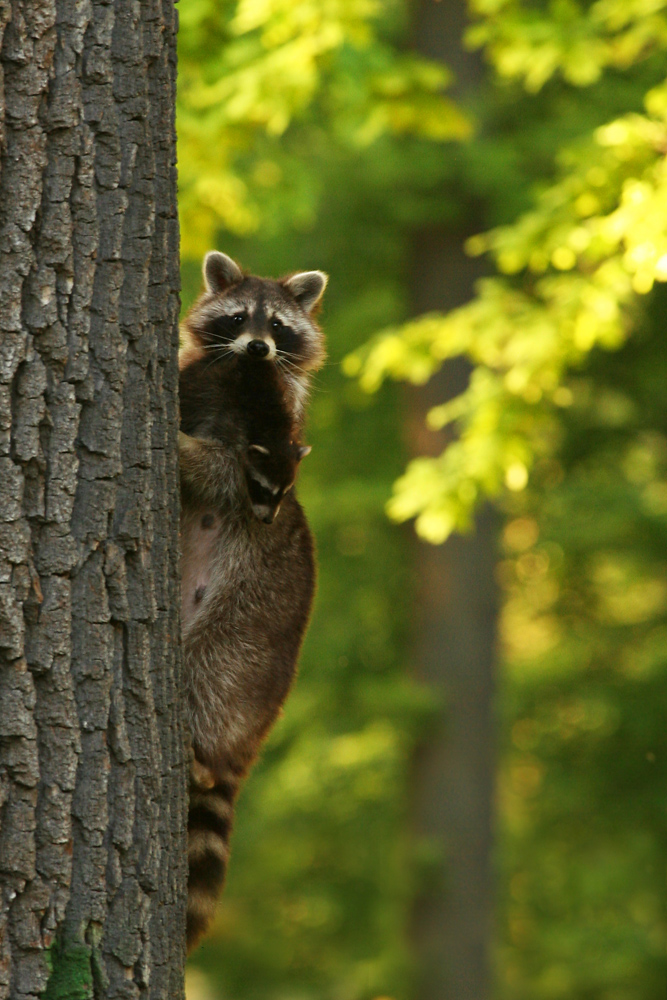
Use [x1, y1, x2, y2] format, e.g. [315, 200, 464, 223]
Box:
[409, 2, 498, 998]
[0, 3, 185, 998]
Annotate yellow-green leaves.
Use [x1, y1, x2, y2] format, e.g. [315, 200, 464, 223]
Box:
[348, 71, 667, 543]
[178, 0, 467, 257]
[231, 0, 379, 45]
[356, 57, 470, 144]
[387, 370, 535, 543]
[467, 0, 667, 91]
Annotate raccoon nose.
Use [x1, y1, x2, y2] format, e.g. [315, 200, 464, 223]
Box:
[246, 339, 270, 358]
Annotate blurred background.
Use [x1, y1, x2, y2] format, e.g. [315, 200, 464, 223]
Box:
[178, 2, 667, 998]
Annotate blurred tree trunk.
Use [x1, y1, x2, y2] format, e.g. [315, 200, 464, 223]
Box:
[0, 3, 185, 999]
[409, 2, 498, 999]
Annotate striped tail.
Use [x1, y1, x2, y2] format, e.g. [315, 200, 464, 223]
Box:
[187, 760, 237, 952]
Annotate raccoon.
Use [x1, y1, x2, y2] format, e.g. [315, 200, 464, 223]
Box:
[179, 253, 327, 950]
[245, 437, 311, 526]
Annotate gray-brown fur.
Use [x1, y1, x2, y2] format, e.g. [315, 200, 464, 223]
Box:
[180, 254, 326, 950]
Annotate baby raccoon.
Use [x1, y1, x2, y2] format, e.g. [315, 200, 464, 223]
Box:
[180, 252, 327, 950]
[245, 438, 311, 525]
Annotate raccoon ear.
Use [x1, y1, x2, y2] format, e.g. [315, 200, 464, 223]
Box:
[204, 252, 243, 293]
[297, 445, 312, 461]
[283, 271, 328, 313]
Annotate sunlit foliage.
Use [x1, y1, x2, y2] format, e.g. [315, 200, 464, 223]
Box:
[178, 0, 468, 255]
[468, 0, 667, 91]
[348, 0, 667, 543]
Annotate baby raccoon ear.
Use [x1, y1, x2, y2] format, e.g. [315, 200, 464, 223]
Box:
[204, 251, 243, 293]
[283, 271, 328, 313]
[297, 445, 312, 461]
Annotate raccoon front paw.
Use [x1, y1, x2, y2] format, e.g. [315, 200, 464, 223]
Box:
[190, 757, 216, 791]
[179, 429, 198, 452]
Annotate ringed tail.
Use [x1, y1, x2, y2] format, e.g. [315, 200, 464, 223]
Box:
[187, 763, 238, 952]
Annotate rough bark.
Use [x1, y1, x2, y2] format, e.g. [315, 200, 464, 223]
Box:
[0, 2, 185, 999]
[408, 3, 498, 998]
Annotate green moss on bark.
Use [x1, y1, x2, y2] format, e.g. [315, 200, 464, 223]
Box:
[43, 940, 93, 1000]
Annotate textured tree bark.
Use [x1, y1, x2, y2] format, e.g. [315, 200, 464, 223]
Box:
[0, 2, 185, 999]
[408, 2, 498, 999]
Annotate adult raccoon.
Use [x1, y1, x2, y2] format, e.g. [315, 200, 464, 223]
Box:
[179, 252, 327, 949]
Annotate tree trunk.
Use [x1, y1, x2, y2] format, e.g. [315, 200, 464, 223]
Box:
[409, 3, 498, 999]
[0, 3, 185, 999]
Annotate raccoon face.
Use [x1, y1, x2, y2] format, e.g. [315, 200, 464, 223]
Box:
[186, 252, 327, 374]
[245, 442, 311, 524]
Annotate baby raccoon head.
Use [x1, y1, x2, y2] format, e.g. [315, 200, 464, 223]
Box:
[244, 441, 311, 524]
[186, 252, 327, 376]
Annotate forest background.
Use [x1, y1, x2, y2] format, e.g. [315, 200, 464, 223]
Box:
[178, 2, 667, 999]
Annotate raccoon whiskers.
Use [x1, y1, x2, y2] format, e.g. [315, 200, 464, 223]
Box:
[198, 343, 237, 360]
[275, 353, 309, 377]
[278, 349, 335, 371]
[198, 346, 237, 377]
[275, 355, 301, 375]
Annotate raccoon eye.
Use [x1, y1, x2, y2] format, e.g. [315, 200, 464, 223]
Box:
[232, 313, 245, 324]
[271, 317, 283, 330]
